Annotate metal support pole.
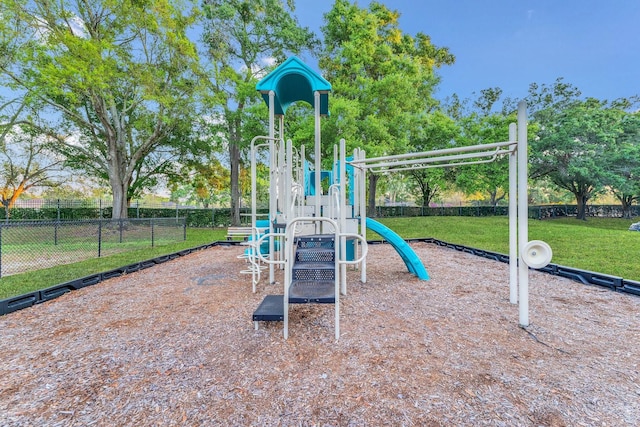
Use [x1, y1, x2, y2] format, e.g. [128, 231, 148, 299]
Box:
[314, 91, 321, 231]
[359, 149, 367, 283]
[517, 101, 529, 327]
[285, 139, 293, 219]
[268, 90, 276, 284]
[508, 122, 518, 304]
[340, 138, 347, 295]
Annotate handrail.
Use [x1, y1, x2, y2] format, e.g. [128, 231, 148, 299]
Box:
[254, 232, 286, 266]
[328, 184, 341, 220]
[338, 232, 368, 265]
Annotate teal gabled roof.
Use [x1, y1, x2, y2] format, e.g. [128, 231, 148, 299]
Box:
[256, 56, 331, 116]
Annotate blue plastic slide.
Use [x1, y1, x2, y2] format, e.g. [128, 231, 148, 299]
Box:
[365, 218, 429, 280]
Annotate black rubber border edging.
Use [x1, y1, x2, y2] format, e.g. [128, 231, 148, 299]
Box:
[366, 237, 640, 296]
[0, 241, 241, 316]
[2, 237, 639, 317]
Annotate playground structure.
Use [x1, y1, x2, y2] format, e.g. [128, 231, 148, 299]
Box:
[243, 56, 551, 339]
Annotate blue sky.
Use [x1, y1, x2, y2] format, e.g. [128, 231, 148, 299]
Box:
[295, 0, 640, 103]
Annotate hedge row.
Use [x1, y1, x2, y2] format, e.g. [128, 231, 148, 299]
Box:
[1, 207, 270, 227]
[2, 204, 636, 226]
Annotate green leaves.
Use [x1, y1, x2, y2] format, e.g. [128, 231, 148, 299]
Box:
[0, 0, 206, 218]
[528, 79, 640, 219]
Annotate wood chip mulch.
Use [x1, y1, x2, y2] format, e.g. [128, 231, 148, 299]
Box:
[1, 242, 639, 426]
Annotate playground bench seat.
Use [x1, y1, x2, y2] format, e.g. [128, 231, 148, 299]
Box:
[226, 226, 253, 241]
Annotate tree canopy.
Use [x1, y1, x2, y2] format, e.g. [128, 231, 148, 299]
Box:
[319, 0, 454, 215]
[528, 80, 638, 220]
[201, 0, 318, 225]
[0, 0, 205, 219]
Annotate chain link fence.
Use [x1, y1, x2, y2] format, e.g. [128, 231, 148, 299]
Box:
[5, 199, 269, 227]
[374, 204, 640, 219]
[0, 218, 186, 277]
[4, 198, 638, 226]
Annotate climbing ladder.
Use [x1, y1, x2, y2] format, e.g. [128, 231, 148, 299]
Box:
[289, 235, 337, 303]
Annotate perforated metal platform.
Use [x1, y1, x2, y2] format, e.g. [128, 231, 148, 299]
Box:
[292, 261, 335, 281]
[289, 280, 335, 303]
[295, 247, 335, 263]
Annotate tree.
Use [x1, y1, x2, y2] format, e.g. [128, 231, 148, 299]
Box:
[405, 110, 459, 207]
[320, 0, 454, 216]
[529, 81, 629, 220]
[201, 0, 319, 226]
[602, 110, 640, 218]
[0, 0, 205, 219]
[0, 99, 61, 217]
[169, 155, 231, 208]
[453, 108, 515, 207]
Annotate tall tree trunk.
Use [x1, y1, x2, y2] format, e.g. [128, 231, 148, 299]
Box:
[107, 134, 129, 219]
[620, 194, 635, 219]
[575, 193, 589, 221]
[110, 178, 128, 220]
[421, 184, 430, 208]
[367, 174, 379, 218]
[229, 143, 241, 226]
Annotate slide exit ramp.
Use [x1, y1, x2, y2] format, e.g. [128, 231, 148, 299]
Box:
[365, 218, 429, 280]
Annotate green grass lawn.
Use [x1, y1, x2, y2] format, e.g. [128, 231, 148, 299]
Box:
[0, 227, 226, 300]
[1, 217, 639, 301]
[375, 216, 640, 280]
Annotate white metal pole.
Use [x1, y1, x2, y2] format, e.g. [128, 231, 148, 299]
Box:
[268, 90, 276, 284]
[517, 101, 529, 326]
[278, 133, 285, 217]
[340, 138, 347, 295]
[285, 139, 293, 220]
[251, 137, 258, 293]
[301, 144, 306, 217]
[354, 140, 515, 164]
[508, 122, 518, 304]
[278, 116, 286, 269]
[360, 149, 367, 283]
[314, 91, 321, 230]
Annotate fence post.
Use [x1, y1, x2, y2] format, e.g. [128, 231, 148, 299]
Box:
[119, 218, 123, 244]
[183, 218, 187, 241]
[151, 218, 155, 247]
[98, 219, 102, 257]
[0, 225, 3, 278]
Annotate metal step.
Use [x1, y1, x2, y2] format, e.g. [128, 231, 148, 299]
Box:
[295, 235, 335, 249]
[295, 247, 335, 263]
[289, 280, 335, 303]
[253, 295, 284, 322]
[292, 261, 335, 281]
